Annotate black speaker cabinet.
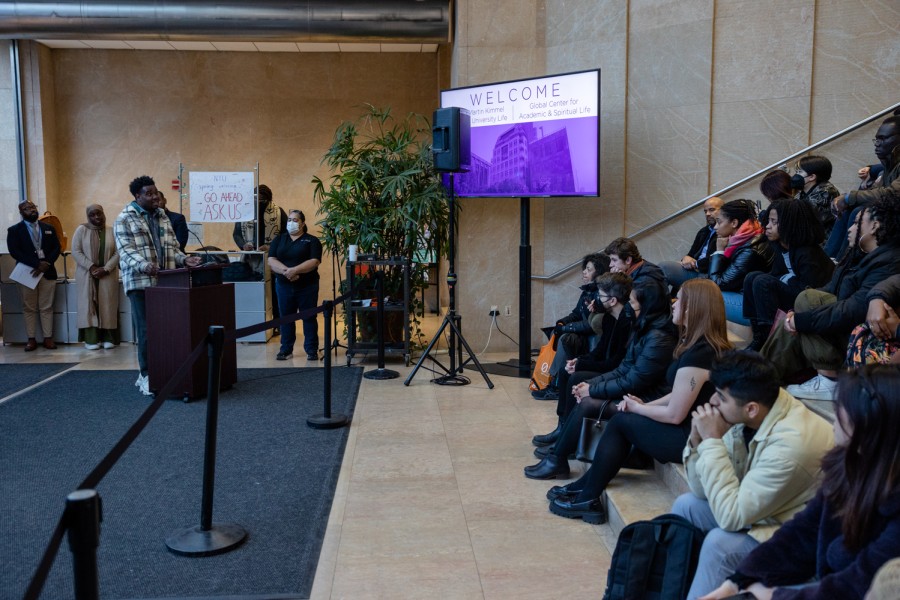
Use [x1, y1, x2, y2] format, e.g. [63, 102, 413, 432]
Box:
[432, 107, 471, 173]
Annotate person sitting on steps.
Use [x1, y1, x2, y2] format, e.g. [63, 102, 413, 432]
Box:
[671, 350, 833, 600]
[762, 195, 900, 400]
[544, 279, 732, 523]
[532, 272, 634, 449]
[742, 199, 834, 351]
[524, 279, 677, 480]
[659, 196, 724, 296]
[532, 252, 611, 401]
[791, 155, 841, 240]
[707, 199, 775, 326]
[701, 365, 900, 599]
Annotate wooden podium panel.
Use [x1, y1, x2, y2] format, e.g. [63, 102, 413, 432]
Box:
[146, 280, 237, 400]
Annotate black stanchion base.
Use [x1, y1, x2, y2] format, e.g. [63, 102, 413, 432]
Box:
[165, 523, 248, 557]
[363, 368, 400, 380]
[307, 413, 350, 429]
[480, 359, 533, 379]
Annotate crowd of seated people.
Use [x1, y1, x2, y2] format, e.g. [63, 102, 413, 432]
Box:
[525, 113, 900, 599]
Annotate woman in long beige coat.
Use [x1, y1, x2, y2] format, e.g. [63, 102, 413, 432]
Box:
[71, 204, 120, 349]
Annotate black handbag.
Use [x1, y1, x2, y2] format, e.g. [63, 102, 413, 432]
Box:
[575, 399, 613, 463]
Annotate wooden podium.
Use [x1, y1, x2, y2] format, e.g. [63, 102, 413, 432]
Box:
[146, 265, 237, 400]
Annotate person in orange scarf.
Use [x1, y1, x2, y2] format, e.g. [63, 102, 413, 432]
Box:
[707, 199, 775, 325]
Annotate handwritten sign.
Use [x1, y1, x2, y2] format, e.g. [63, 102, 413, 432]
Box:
[188, 171, 255, 223]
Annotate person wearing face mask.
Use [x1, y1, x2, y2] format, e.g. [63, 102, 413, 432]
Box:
[760, 196, 900, 400]
[790, 155, 840, 239]
[532, 252, 611, 401]
[7, 200, 62, 351]
[71, 204, 120, 350]
[267, 210, 322, 361]
[532, 272, 635, 450]
[524, 280, 677, 480]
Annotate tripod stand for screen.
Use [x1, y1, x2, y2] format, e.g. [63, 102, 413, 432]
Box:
[404, 173, 493, 388]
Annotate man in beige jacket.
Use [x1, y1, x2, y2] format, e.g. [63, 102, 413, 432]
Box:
[671, 351, 834, 600]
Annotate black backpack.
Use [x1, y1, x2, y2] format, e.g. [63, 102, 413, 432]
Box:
[603, 513, 705, 600]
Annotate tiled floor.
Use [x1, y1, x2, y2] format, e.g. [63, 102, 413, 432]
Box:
[1, 317, 614, 599]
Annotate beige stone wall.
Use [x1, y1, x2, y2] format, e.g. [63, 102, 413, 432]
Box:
[453, 0, 900, 352]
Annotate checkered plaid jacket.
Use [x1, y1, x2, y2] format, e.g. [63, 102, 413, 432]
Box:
[114, 202, 187, 292]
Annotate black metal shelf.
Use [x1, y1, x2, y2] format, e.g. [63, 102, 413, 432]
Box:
[345, 259, 411, 366]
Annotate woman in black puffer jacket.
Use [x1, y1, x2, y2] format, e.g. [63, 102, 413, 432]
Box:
[524, 279, 677, 480]
[708, 199, 775, 325]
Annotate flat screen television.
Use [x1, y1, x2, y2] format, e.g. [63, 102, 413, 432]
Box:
[439, 69, 600, 198]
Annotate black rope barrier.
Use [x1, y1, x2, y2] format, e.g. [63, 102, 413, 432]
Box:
[22, 280, 362, 600]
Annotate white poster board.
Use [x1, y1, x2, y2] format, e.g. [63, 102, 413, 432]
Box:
[188, 171, 255, 223]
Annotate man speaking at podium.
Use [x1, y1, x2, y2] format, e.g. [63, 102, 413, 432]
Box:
[115, 175, 202, 396]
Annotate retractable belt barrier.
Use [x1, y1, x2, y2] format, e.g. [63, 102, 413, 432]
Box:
[23, 284, 359, 600]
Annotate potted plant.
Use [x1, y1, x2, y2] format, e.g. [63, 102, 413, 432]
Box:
[312, 104, 450, 348]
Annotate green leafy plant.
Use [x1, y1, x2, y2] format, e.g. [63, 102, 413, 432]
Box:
[313, 105, 450, 348]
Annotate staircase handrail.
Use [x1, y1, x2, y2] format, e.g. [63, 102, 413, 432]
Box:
[533, 101, 900, 281]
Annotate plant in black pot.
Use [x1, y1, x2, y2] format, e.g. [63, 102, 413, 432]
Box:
[313, 105, 450, 349]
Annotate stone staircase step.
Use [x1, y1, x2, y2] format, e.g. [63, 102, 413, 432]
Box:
[603, 467, 679, 537]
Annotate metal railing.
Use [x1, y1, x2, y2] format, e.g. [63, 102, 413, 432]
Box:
[533, 101, 900, 281]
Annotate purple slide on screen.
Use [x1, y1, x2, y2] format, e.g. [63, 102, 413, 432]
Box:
[441, 69, 600, 198]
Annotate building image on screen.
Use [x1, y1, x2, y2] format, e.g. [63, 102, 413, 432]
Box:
[441, 70, 600, 198]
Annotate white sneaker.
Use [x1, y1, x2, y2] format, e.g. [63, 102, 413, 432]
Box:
[135, 374, 143, 388]
[137, 374, 152, 397]
[102, 342, 115, 349]
[84, 343, 100, 350]
[786, 375, 837, 401]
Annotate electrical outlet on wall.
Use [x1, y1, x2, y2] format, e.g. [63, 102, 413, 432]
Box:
[504, 305, 512, 316]
[489, 305, 499, 316]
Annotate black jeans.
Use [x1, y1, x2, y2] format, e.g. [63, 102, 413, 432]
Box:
[570, 412, 689, 502]
[742, 271, 807, 324]
[555, 370, 601, 420]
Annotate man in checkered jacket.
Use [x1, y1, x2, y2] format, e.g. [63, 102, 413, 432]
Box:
[115, 175, 201, 396]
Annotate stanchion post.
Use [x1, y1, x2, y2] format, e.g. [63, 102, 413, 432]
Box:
[165, 326, 247, 557]
[66, 489, 102, 600]
[199, 325, 224, 530]
[309, 301, 350, 429]
[364, 268, 399, 381]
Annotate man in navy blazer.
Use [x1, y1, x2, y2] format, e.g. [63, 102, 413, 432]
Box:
[158, 191, 189, 251]
[7, 201, 62, 350]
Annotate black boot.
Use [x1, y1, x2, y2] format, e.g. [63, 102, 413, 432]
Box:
[549, 496, 607, 524]
[744, 320, 769, 352]
[524, 454, 570, 480]
[532, 420, 563, 447]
